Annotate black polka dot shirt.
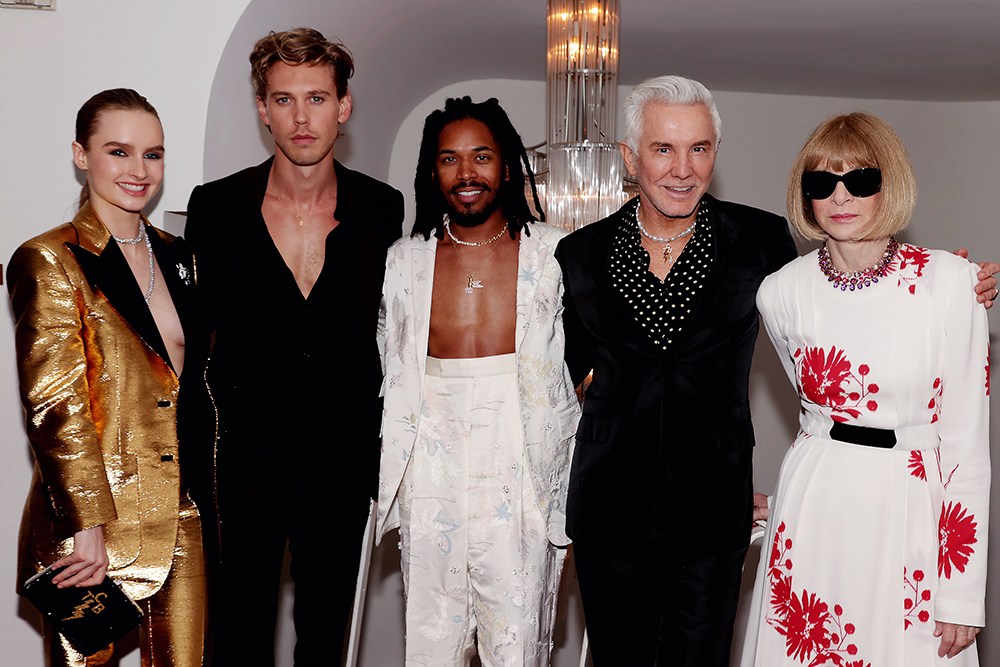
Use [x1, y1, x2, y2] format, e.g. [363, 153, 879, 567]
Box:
[610, 198, 713, 350]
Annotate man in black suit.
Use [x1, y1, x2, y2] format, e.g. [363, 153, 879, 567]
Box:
[184, 28, 403, 666]
[556, 75, 794, 667]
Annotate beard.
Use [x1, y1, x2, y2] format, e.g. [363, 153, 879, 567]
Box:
[445, 182, 502, 228]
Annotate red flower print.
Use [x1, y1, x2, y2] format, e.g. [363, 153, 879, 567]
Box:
[899, 245, 930, 275]
[779, 590, 832, 661]
[800, 347, 852, 408]
[771, 574, 793, 618]
[908, 451, 926, 480]
[795, 348, 881, 424]
[904, 567, 932, 630]
[939, 503, 978, 578]
[765, 521, 869, 665]
[896, 244, 931, 294]
[928, 378, 943, 424]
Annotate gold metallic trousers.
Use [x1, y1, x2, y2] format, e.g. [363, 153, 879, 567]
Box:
[43, 495, 207, 667]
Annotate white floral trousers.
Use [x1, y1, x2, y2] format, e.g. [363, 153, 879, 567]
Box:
[398, 354, 563, 667]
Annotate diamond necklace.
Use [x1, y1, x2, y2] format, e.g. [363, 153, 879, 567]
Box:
[818, 237, 899, 292]
[444, 215, 509, 247]
[635, 200, 698, 264]
[110, 222, 155, 305]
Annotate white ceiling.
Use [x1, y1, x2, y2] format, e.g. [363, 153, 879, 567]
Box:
[204, 0, 1000, 180]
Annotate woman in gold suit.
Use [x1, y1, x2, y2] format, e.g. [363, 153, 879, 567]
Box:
[7, 89, 213, 666]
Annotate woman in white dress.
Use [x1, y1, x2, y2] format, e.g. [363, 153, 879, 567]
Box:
[742, 112, 989, 666]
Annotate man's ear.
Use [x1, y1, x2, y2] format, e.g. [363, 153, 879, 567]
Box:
[256, 96, 270, 129]
[72, 141, 88, 172]
[337, 91, 353, 124]
[620, 141, 638, 176]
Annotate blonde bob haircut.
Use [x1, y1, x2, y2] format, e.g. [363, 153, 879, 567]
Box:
[787, 112, 917, 241]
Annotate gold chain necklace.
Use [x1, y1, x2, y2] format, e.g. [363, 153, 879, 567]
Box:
[267, 189, 309, 227]
[445, 221, 509, 293]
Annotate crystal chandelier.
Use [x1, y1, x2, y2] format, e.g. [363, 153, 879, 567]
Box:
[539, 0, 628, 232]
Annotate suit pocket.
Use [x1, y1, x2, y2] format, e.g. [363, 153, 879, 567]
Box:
[576, 412, 613, 443]
[555, 402, 581, 442]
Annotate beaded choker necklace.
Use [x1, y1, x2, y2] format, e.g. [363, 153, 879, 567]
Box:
[818, 237, 899, 292]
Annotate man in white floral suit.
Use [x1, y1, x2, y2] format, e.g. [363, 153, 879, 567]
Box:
[376, 96, 580, 667]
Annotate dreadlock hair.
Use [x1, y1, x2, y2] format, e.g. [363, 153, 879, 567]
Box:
[411, 96, 544, 240]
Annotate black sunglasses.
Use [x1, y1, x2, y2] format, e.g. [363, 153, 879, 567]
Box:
[801, 168, 882, 200]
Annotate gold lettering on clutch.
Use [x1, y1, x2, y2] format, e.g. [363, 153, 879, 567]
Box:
[62, 591, 108, 620]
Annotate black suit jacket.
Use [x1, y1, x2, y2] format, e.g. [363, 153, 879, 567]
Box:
[556, 195, 796, 550]
[183, 158, 403, 501]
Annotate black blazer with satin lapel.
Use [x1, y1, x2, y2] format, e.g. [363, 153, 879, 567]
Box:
[555, 195, 797, 548]
[184, 158, 404, 356]
[183, 158, 404, 503]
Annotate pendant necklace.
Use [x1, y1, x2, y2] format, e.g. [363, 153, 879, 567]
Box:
[111, 222, 155, 305]
[268, 188, 308, 226]
[635, 200, 697, 264]
[444, 217, 509, 293]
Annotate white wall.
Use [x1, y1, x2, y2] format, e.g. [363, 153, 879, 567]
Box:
[0, 1, 252, 663]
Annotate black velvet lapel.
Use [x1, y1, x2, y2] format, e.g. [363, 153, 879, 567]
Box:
[68, 234, 172, 370]
[148, 230, 201, 376]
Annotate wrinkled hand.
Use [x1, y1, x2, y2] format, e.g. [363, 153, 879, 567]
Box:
[953, 249, 998, 309]
[752, 493, 770, 523]
[934, 621, 980, 658]
[51, 525, 109, 588]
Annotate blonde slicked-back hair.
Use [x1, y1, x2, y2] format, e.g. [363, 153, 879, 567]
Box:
[249, 27, 354, 100]
[787, 112, 917, 241]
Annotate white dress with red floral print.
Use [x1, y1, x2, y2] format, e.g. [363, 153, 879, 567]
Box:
[741, 245, 991, 667]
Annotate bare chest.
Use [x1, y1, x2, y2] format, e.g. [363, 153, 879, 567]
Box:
[428, 237, 519, 358]
[261, 200, 339, 298]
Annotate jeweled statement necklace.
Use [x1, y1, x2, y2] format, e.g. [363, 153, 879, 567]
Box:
[444, 217, 509, 293]
[635, 200, 698, 264]
[818, 237, 899, 292]
[111, 223, 155, 305]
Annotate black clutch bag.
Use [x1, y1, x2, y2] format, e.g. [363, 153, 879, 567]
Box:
[23, 564, 143, 657]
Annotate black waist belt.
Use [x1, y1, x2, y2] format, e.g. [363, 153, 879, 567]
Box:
[829, 421, 897, 449]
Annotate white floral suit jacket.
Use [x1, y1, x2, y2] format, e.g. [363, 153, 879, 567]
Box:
[376, 222, 580, 547]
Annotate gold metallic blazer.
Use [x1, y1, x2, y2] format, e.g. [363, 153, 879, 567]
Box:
[8, 203, 205, 600]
